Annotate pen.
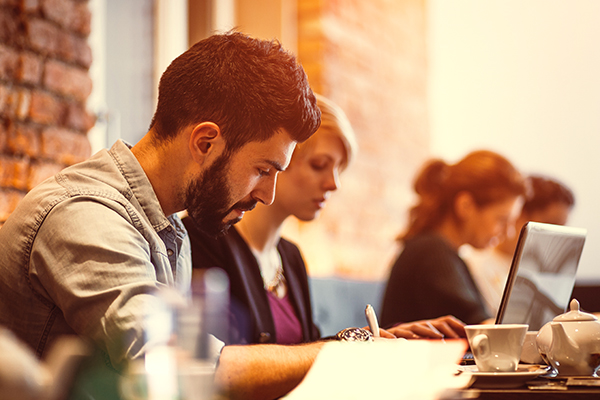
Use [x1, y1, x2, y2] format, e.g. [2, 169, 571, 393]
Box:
[365, 304, 380, 337]
[426, 321, 444, 339]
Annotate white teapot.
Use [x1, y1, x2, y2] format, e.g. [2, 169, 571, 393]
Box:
[537, 299, 600, 376]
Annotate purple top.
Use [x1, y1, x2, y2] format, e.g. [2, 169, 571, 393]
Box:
[266, 291, 303, 344]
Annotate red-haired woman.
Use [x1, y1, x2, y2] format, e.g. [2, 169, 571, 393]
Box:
[380, 150, 528, 326]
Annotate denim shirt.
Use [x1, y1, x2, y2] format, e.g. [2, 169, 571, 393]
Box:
[0, 140, 192, 369]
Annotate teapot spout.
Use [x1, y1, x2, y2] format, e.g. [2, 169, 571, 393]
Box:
[551, 321, 580, 353]
[548, 321, 592, 376]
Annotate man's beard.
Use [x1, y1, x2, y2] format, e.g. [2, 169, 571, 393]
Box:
[184, 152, 257, 237]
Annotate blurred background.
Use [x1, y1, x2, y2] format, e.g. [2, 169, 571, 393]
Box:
[1, 0, 598, 332]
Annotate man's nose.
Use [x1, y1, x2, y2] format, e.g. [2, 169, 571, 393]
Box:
[252, 174, 278, 206]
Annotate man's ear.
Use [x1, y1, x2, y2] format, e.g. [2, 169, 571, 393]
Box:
[189, 122, 223, 164]
[454, 191, 476, 220]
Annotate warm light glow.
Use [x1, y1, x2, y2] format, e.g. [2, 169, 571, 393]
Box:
[145, 346, 178, 400]
[427, 0, 600, 279]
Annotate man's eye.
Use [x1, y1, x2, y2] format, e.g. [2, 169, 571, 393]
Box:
[258, 169, 269, 177]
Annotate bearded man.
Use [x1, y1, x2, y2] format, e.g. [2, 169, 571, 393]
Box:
[0, 31, 322, 400]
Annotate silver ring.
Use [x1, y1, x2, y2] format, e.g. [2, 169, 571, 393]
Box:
[336, 327, 374, 342]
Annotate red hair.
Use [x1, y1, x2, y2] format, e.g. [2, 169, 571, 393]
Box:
[400, 150, 527, 241]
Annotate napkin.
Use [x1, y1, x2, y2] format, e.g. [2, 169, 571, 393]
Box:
[283, 338, 470, 400]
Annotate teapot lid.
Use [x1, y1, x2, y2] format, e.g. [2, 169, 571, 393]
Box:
[553, 299, 597, 322]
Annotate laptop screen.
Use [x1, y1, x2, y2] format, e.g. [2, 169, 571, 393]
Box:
[495, 221, 587, 331]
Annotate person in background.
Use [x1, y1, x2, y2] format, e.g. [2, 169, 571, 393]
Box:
[183, 94, 467, 345]
[462, 175, 575, 316]
[380, 150, 528, 327]
[0, 31, 325, 400]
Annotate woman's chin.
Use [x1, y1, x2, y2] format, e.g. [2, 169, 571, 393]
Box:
[295, 211, 320, 222]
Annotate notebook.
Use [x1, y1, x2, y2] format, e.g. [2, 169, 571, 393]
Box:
[495, 221, 587, 331]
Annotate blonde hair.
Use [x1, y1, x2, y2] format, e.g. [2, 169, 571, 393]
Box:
[292, 94, 358, 169]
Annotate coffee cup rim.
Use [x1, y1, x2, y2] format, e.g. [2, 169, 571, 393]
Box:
[465, 324, 528, 330]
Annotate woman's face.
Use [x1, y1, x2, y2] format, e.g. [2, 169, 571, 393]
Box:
[463, 196, 523, 249]
[273, 131, 347, 221]
[527, 202, 572, 226]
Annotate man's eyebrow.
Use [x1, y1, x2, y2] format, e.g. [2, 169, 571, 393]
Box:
[265, 159, 286, 172]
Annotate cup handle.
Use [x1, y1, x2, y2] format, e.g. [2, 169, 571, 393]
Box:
[472, 334, 490, 361]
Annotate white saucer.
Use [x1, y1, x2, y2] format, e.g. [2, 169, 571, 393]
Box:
[458, 365, 550, 389]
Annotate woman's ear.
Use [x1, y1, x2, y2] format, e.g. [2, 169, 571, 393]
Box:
[454, 191, 476, 220]
[189, 122, 223, 164]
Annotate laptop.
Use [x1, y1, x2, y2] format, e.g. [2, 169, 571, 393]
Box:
[461, 221, 586, 365]
[495, 221, 587, 330]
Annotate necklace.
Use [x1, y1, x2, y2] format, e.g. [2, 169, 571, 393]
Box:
[263, 257, 285, 294]
[253, 248, 286, 296]
[236, 226, 287, 296]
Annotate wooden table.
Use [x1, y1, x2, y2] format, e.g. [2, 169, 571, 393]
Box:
[453, 376, 600, 399]
[464, 388, 600, 399]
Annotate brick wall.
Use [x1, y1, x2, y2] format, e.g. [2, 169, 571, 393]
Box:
[286, 0, 431, 280]
[0, 0, 93, 226]
[0, 0, 429, 281]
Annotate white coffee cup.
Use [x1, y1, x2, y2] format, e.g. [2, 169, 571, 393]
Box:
[465, 324, 528, 372]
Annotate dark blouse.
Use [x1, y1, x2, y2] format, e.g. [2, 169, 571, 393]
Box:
[182, 216, 321, 344]
[380, 233, 490, 326]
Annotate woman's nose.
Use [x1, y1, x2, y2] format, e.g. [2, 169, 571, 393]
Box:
[323, 169, 340, 191]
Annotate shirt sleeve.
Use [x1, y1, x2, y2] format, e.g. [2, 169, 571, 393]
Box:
[30, 197, 175, 370]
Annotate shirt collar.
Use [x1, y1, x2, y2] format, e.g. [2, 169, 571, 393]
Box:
[109, 139, 173, 233]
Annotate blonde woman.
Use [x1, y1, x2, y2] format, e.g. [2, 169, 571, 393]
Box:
[183, 95, 465, 344]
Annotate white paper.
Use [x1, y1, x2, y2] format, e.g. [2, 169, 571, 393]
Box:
[283, 339, 470, 400]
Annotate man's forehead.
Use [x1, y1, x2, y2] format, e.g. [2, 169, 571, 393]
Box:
[238, 131, 297, 169]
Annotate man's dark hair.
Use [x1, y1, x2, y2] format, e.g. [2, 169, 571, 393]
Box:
[149, 31, 321, 152]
